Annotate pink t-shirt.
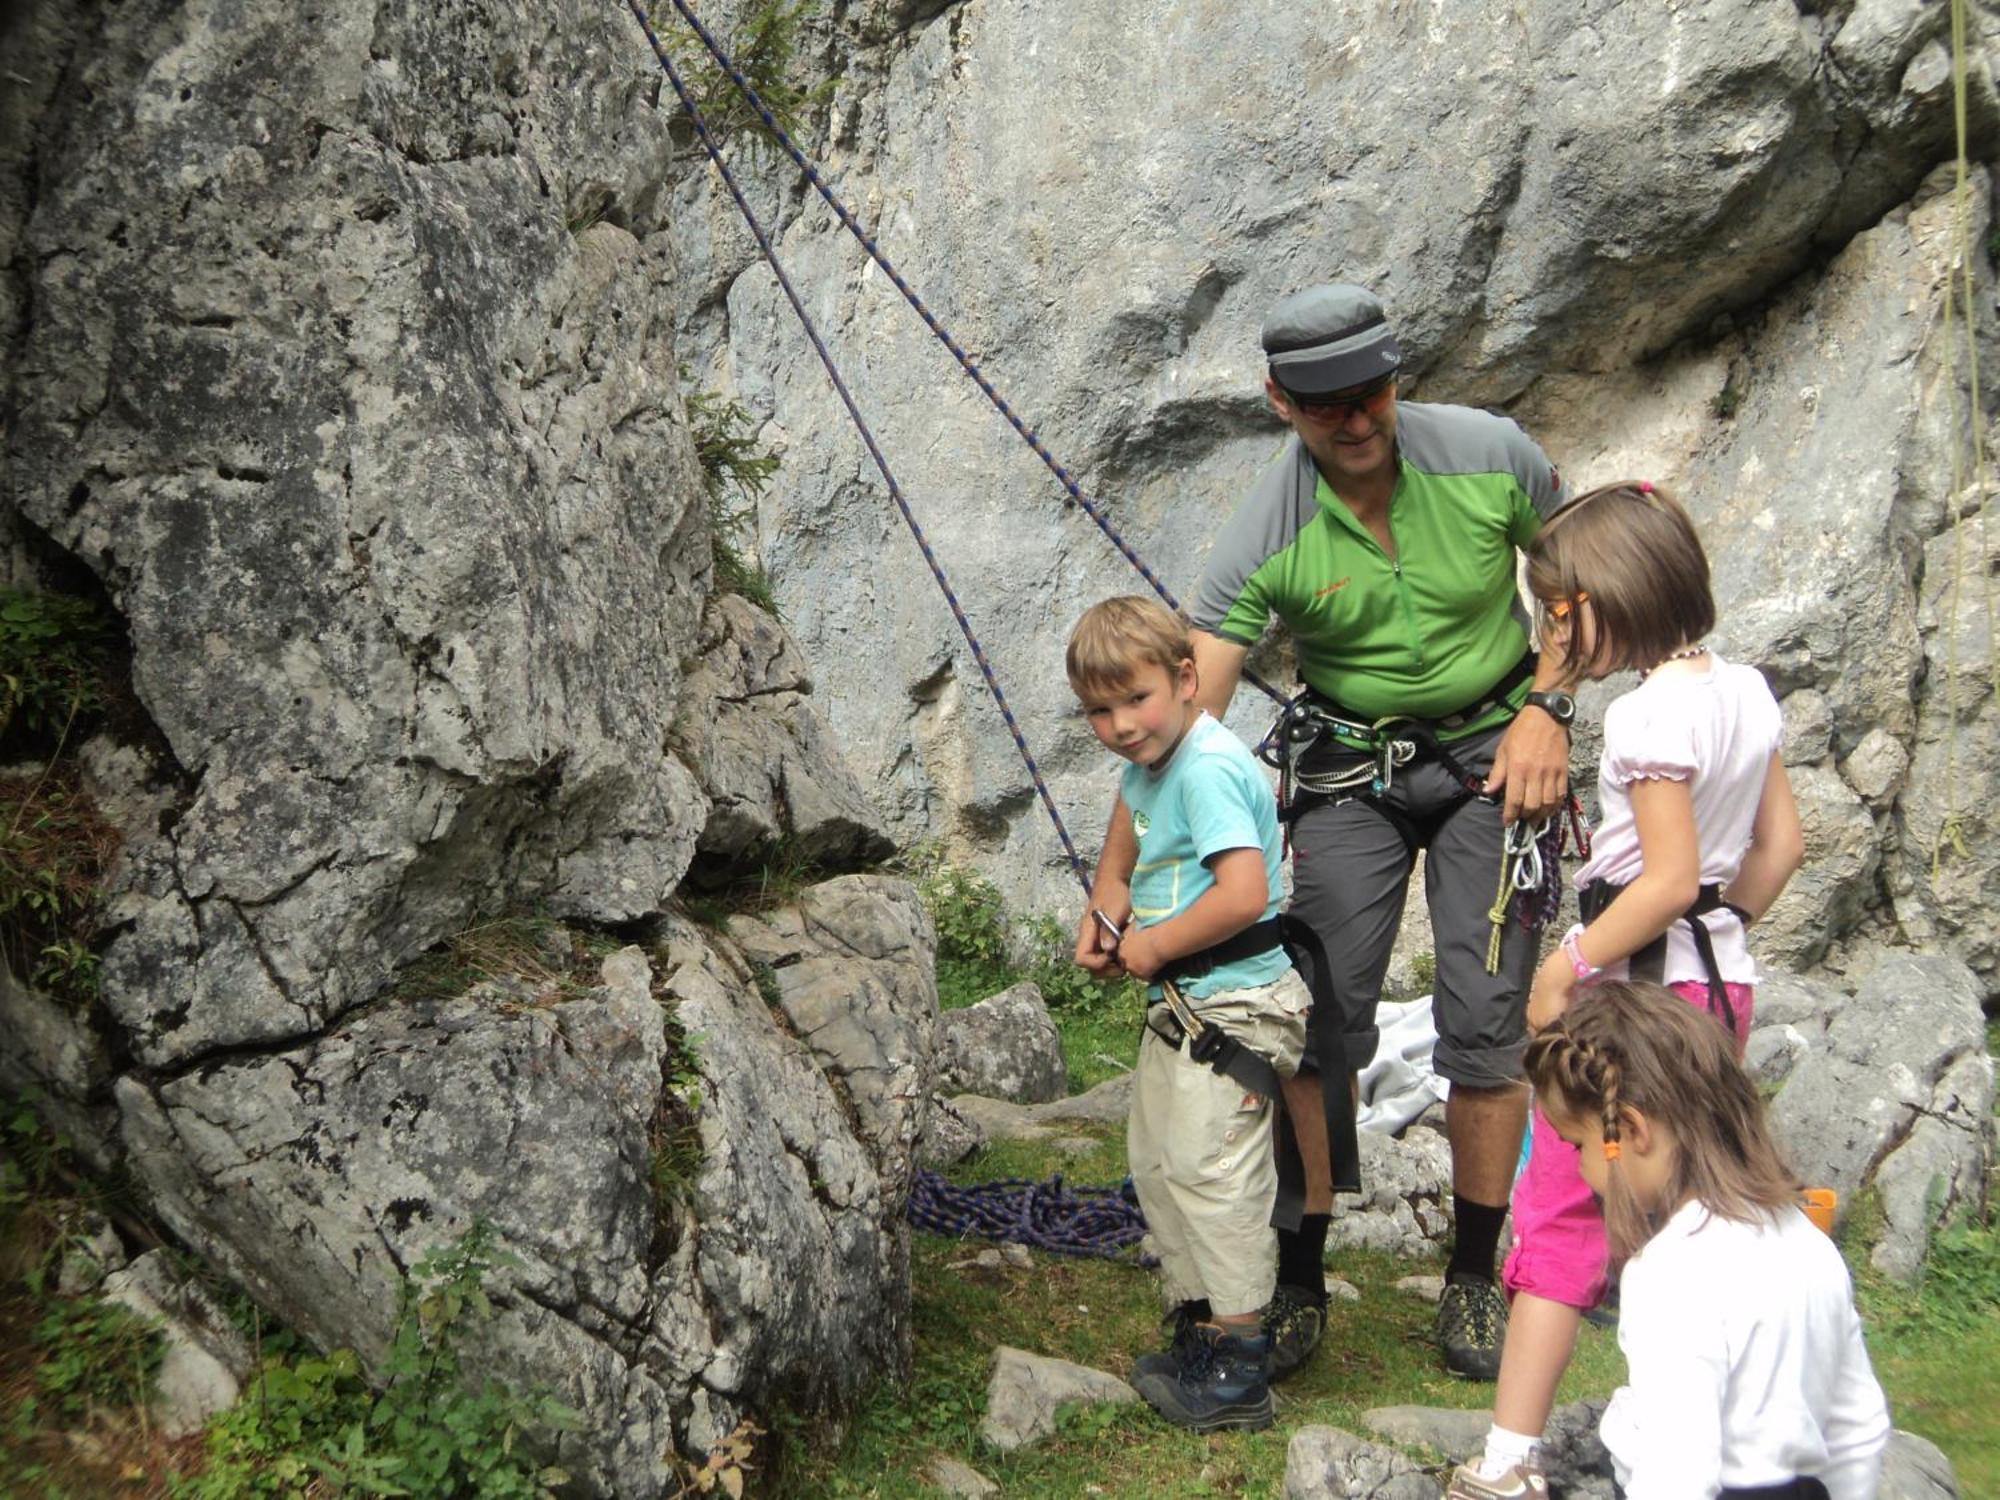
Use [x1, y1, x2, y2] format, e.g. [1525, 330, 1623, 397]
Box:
[1572, 654, 1784, 986]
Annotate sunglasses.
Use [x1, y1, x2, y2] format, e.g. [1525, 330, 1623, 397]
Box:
[1282, 373, 1396, 421]
[1542, 591, 1590, 622]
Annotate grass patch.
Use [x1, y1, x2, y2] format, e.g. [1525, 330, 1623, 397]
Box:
[389, 915, 622, 1009]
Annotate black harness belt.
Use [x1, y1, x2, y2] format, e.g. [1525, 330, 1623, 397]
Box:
[1577, 880, 1752, 1037]
[1149, 913, 1364, 1230]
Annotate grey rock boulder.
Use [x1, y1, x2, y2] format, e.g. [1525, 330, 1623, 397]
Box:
[1768, 954, 1994, 1280]
[1328, 1126, 1455, 1259]
[1284, 1425, 1441, 1500]
[916, 1093, 986, 1168]
[979, 1345, 1137, 1453]
[1882, 1429, 1963, 1500]
[936, 980, 1069, 1103]
[1360, 1400, 1612, 1499]
[948, 1069, 1133, 1142]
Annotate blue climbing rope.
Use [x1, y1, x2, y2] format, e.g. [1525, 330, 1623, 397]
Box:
[623, 0, 1093, 895]
[907, 1169, 1153, 1264]
[622, 0, 1289, 710]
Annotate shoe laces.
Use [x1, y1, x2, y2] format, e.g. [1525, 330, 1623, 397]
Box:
[1441, 1279, 1502, 1344]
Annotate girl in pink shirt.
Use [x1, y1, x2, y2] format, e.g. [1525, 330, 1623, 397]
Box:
[1451, 482, 1807, 1499]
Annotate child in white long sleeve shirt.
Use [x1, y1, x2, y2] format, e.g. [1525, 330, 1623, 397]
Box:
[1524, 985, 1889, 1500]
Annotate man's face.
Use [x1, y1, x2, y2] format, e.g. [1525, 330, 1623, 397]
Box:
[1267, 374, 1399, 491]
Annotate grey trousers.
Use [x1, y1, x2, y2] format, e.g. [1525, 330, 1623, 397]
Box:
[1288, 723, 1537, 1090]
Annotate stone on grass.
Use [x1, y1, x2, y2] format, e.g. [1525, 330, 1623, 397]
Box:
[1360, 1405, 1487, 1461]
[1392, 1275, 1444, 1303]
[1284, 1425, 1442, 1499]
[980, 1345, 1138, 1452]
[950, 1071, 1133, 1141]
[917, 1094, 986, 1168]
[1327, 1278, 1361, 1303]
[924, 1453, 1000, 1497]
[100, 1250, 254, 1439]
[936, 981, 1068, 1103]
[1882, 1429, 1962, 1500]
[56, 1212, 126, 1297]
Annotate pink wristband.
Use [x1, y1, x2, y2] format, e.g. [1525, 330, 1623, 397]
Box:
[1561, 928, 1601, 982]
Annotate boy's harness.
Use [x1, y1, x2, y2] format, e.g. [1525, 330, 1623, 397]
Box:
[1146, 913, 1363, 1228]
[1577, 879, 1753, 1036]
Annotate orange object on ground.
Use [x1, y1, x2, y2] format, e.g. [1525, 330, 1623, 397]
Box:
[1802, 1188, 1839, 1236]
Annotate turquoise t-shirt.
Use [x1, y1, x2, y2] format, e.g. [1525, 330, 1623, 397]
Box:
[1120, 713, 1290, 1000]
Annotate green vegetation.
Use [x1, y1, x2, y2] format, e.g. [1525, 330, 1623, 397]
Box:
[687, 381, 782, 614]
[175, 1222, 578, 1499]
[1709, 375, 1742, 421]
[0, 587, 123, 1009]
[667, 0, 839, 161]
[32, 1295, 165, 1425]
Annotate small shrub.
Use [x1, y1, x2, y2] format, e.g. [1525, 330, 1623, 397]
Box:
[0, 765, 119, 1009]
[33, 1296, 165, 1423]
[687, 382, 782, 613]
[667, 0, 838, 161]
[391, 916, 617, 1008]
[1709, 376, 1742, 421]
[177, 1222, 578, 1499]
[0, 588, 114, 751]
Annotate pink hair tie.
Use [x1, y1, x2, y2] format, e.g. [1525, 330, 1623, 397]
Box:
[1637, 480, 1654, 494]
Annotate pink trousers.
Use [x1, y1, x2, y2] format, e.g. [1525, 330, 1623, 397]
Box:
[1502, 979, 1754, 1310]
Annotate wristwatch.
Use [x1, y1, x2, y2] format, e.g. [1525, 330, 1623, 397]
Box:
[1525, 689, 1577, 729]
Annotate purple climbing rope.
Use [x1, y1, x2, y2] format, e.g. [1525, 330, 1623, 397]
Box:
[907, 1169, 1153, 1265]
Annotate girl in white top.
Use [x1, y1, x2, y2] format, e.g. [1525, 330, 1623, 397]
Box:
[1524, 984, 1889, 1500]
[1454, 482, 1810, 1499]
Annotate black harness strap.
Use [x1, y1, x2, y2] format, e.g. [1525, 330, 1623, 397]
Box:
[1151, 914, 1363, 1229]
[1578, 880, 1753, 1035]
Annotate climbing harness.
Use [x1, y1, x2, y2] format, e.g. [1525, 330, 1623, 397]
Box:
[1577, 879, 1750, 1038]
[906, 1169, 1152, 1264]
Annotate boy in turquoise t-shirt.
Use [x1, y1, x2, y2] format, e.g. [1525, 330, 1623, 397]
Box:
[1068, 596, 1310, 1433]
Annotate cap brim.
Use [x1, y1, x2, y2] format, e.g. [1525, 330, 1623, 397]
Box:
[1268, 330, 1404, 396]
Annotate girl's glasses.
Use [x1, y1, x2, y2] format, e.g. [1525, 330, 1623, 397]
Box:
[1543, 591, 1589, 622]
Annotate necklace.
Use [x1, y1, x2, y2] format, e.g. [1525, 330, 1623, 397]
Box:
[1639, 643, 1708, 680]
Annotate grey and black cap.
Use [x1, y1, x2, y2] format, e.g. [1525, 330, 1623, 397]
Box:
[1261, 284, 1403, 397]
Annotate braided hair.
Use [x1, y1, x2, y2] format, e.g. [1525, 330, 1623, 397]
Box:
[1524, 981, 1800, 1264]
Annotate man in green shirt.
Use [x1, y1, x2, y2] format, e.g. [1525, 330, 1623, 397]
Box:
[1188, 284, 1575, 1382]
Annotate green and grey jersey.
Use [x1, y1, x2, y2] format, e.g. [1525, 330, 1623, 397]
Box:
[1191, 401, 1568, 737]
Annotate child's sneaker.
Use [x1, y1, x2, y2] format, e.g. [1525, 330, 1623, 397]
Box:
[1132, 1324, 1275, 1432]
[1444, 1459, 1550, 1499]
[1262, 1284, 1327, 1382]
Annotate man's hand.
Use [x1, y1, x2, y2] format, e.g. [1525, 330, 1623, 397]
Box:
[1485, 706, 1571, 825]
[1527, 948, 1577, 1034]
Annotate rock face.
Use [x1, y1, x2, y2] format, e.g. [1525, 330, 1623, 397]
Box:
[115, 923, 935, 1496]
[676, 0, 2000, 997]
[1765, 954, 1995, 1281]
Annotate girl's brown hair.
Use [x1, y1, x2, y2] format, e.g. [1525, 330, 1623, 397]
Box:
[1525, 982, 1800, 1264]
[1066, 596, 1193, 700]
[1526, 481, 1715, 678]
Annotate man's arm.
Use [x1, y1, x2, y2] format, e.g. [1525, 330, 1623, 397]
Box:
[1190, 628, 1248, 721]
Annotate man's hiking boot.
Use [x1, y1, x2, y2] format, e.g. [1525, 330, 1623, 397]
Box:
[1436, 1274, 1508, 1381]
[1132, 1301, 1205, 1384]
[1263, 1284, 1327, 1382]
[1444, 1460, 1550, 1499]
[1132, 1324, 1275, 1432]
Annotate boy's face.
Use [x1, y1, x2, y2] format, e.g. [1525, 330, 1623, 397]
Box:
[1078, 658, 1200, 769]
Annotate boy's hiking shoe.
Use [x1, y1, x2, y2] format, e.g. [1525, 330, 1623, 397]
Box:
[1444, 1460, 1550, 1499]
[1132, 1301, 1205, 1384]
[1132, 1324, 1275, 1432]
[1263, 1284, 1327, 1382]
[1436, 1274, 1508, 1381]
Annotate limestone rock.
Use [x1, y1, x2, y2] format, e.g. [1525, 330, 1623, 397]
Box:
[1391, 1275, 1446, 1304]
[949, 1070, 1133, 1142]
[1359, 1405, 1488, 1461]
[916, 1093, 986, 1168]
[979, 1345, 1137, 1453]
[1842, 726, 1911, 806]
[100, 1249, 254, 1439]
[55, 1211, 126, 1297]
[1328, 1128, 1455, 1259]
[923, 1453, 1000, 1498]
[675, 593, 894, 881]
[936, 981, 1069, 1103]
[1768, 954, 1994, 1279]
[1883, 1429, 1964, 1500]
[1361, 1400, 1612, 1498]
[726, 875, 940, 1210]
[1284, 1425, 1442, 1500]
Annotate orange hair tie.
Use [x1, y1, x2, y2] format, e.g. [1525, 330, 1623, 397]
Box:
[1602, 1141, 1623, 1161]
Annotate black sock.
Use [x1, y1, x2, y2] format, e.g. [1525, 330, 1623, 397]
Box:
[1182, 1297, 1212, 1323]
[1276, 1215, 1332, 1304]
[1448, 1195, 1509, 1283]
